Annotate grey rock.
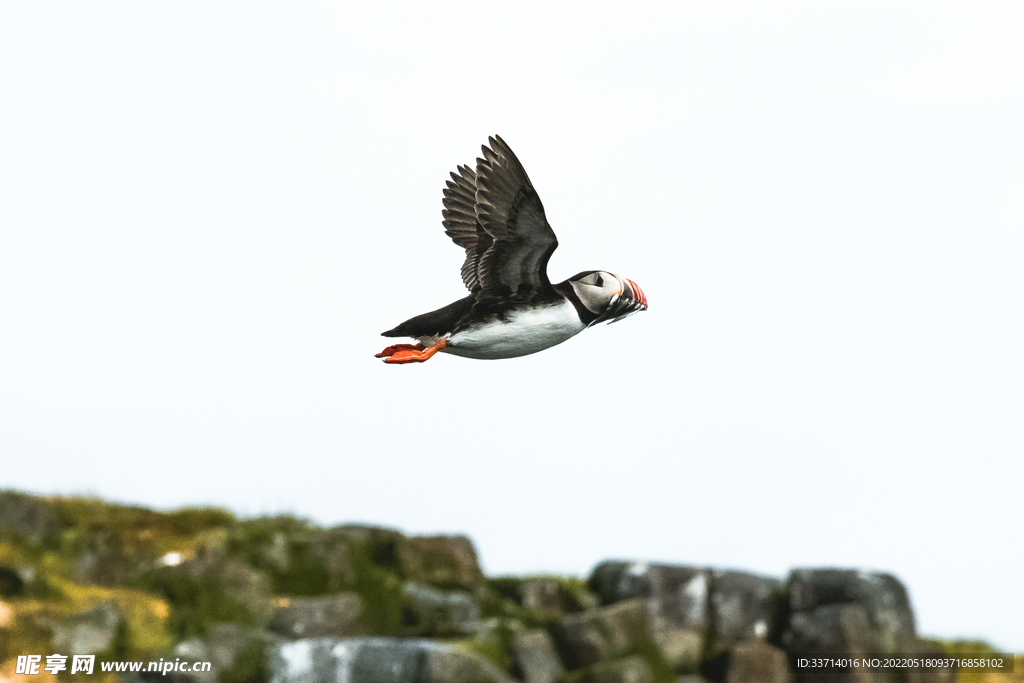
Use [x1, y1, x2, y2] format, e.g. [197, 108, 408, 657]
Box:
[513, 629, 564, 683]
[521, 578, 564, 616]
[785, 605, 885, 683]
[402, 582, 479, 636]
[786, 603, 876, 653]
[590, 562, 711, 634]
[269, 594, 363, 639]
[398, 535, 483, 590]
[52, 601, 122, 655]
[722, 641, 791, 683]
[591, 563, 785, 656]
[429, 645, 518, 683]
[561, 598, 652, 668]
[267, 637, 516, 683]
[710, 571, 783, 652]
[589, 562, 656, 604]
[653, 627, 701, 672]
[567, 655, 653, 683]
[786, 569, 916, 655]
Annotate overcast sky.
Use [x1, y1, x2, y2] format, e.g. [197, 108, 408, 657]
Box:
[2, 2, 1022, 650]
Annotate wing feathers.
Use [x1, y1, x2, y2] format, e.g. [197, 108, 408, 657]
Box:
[473, 136, 558, 297]
[442, 164, 490, 292]
[439, 136, 559, 299]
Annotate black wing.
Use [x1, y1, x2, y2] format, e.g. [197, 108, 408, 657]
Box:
[442, 164, 492, 293]
[440, 136, 559, 299]
[474, 136, 559, 299]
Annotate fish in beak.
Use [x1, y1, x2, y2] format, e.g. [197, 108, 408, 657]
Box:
[590, 276, 649, 326]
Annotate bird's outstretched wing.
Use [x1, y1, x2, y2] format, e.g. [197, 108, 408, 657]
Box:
[441, 136, 559, 299]
[475, 136, 559, 299]
[442, 164, 492, 293]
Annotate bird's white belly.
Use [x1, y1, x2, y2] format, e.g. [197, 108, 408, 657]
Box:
[442, 301, 586, 359]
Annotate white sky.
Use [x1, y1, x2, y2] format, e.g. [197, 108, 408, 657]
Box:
[2, 2, 1022, 651]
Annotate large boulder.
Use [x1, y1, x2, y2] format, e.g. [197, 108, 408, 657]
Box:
[589, 562, 711, 634]
[398, 535, 483, 590]
[268, 594, 363, 639]
[589, 562, 786, 660]
[783, 569, 919, 683]
[786, 604, 876, 655]
[589, 562, 654, 605]
[267, 637, 516, 683]
[513, 629, 565, 683]
[402, 582, 480, 636]
[785, 569, 916, 655]
[521, 578, 566, 617]
[560, 598, 653, 669]
[720, 641, 791, 683]
[786, 604, 916, 683]
[652, 626, 701, 673]
[783, 619, 954, 683]
[709, 571, 784, 652]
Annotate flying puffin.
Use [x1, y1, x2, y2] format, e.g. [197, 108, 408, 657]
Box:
[376, 135, 648, 364]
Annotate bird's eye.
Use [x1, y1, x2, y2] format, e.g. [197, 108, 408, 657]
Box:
[595, 275, 604, 287]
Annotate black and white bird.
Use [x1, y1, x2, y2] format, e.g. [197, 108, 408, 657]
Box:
[376, 135, 648, 364]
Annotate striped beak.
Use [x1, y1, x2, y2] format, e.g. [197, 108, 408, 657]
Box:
[624, 279, 648, 310]
[591, 276, 649, 326]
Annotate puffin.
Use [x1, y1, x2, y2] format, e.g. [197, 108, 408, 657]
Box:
[376, 135, 648, 364]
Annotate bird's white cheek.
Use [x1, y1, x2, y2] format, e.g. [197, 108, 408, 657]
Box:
[570, 283, 606, 314]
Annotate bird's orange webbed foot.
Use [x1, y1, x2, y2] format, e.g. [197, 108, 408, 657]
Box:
[381, 339, 447, 364]
[375, 343, 425, 358]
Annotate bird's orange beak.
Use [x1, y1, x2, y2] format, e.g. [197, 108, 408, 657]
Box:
[592, 276, 648, 326]
[624, 279, 648, 310]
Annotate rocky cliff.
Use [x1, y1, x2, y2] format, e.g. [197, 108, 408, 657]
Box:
[0, 491, 1013, 683]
